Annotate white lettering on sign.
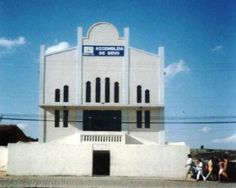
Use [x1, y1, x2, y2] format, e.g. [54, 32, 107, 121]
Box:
[83, 45, 124, 56]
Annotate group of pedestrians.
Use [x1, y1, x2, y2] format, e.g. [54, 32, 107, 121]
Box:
[185, 154, 229, 182]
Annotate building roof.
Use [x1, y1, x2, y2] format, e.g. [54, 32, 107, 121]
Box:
[0, 125, 38, 146]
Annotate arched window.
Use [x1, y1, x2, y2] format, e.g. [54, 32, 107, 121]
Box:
[63, 85, 69, 102]
[145, 111, 150, 128]
[95, 77, 101, 103]
[145, 89, 150, 103]
[137, 85, 142, 103]
[114, 82, 119, 103]
[86, 81, 91, 102]
[55, 89, 60, 102]
[105, 78, 110, 103]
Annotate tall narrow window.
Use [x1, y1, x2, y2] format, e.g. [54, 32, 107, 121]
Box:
[114, 82, 119, 103]
[136, 110, 142, 128]
[137, 85, 142, 103]
[105, 78, 110, 103]
[95, 77, 101, 103]
[86, 81, 91, 102]
[63, 85, 69, 102]
[145, 89, 150, 103]
[55, 110, 60, 127]
[55, 89, 60, 102]
[63, 110, 69, 128]
[145, 111, 150, 128]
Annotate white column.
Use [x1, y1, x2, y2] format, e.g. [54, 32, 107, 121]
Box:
[123, 27, 129, 104]
[77, 27, 83, 105]
[39, 45, 45, 143]
[158, 47, 165, 105]
[158, 47, 165, 145]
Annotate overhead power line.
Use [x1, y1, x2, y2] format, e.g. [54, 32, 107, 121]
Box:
[1, 113, 236, 119]
[1, 117, 236, 125]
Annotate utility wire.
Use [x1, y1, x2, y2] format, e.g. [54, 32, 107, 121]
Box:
[1, 117, 236, 124]
[1, 113, 236, 119]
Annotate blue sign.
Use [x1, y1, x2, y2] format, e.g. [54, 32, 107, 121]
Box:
[82, 45, 124, 56]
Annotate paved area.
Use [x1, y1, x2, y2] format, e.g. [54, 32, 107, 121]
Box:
[0, 176, 235, 188]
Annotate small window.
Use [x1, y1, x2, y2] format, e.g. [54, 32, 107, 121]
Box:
[145, 89, 150, 103]
[145, 111, 150, 128]
[63, 85, 69, 102]
[63, 110, 69, 128]
[95, 77, 101, 103]
[114, 82, 119, 103]
[136, 110, 142, 128]
[105, 78, 110, 103]
[55, 110, 60, 127]
[137, 85, 142, 103]
[55, 89, 60, 102]
[86, 81, 91, 102]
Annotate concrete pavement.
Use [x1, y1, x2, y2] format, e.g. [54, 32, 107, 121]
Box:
[0, 176, 235, 188]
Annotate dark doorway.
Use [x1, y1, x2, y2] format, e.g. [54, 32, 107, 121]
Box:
[93, 151, 110, 176]
[83, 110, 121, 131]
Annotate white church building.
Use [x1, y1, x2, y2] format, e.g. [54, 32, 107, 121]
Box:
[7, 22, 189, 178]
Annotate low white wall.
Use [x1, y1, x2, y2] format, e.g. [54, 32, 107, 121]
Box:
[7, 143, 93, 176]
[0, 146, 8, 171]
[110, 145, 189, 178]
[7, 143, 189, 178]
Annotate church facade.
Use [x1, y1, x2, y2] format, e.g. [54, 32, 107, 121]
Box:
[7, 22, 189, 178]
[39, 22, 165, 145]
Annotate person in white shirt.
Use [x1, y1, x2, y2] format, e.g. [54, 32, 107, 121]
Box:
[185, 154, 193, 180]
[195, 159, 206, 181]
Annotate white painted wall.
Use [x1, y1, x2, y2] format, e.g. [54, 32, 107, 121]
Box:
[45, 108, 81, 142]
[82, 56, 124, 104]
[127, 108, 164, 143]
[7, 143, 92, 176]
[44, 48, 77, 105]
[7, 143, 189, 179]
[0, 146, 8, 171]
[129, 48, 161, 105]
[110, 145, 189, 178]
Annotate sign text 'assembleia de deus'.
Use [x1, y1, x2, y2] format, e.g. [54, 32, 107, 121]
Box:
[82, 45, 124, 56]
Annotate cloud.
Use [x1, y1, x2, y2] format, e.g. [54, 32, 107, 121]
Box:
[17, 123, 28, 131]
[45, 42, 70, 54]
[211, 45, 223, 52]
[212, 133, 236, 143]
[200, 126, 212, 133]
[0, 36, 26, 48]
[164, 59, 190, 79]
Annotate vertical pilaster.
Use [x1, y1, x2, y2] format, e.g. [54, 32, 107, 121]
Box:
[39, 45, 45, 143]
[158, 47, 165, 105]
[123, 27, 129, 104]
[158, 47, 165, 144]
[77, 27, 83, 105]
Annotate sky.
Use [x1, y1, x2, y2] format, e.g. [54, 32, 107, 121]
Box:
[0, 0, 236, 149]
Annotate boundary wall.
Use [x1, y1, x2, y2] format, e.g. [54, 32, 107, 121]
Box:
[7, 143, 189, 179]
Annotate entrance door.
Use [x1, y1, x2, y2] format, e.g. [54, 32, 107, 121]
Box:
[83, 110, 121, 131]
[93, 151, 110, 176]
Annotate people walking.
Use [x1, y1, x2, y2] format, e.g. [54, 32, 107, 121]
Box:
[185, 154, 193, 181]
